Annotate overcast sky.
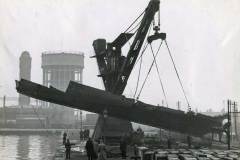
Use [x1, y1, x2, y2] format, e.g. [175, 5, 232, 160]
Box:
[0, 0, 240, 112]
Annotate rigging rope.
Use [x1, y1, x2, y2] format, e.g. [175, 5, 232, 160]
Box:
[135, 43, 149, 67]
[164, 40, 190, 109]
[124, 10, 145, 33]
[128, 20, 142, 33]
[134, 22, 153, 66]
[137, 40, 163, 100]
[124, 17, 143, 48]
[132, 22, 152, 99]
[123, 10, 144, 48]
[158, 1, 161, 27]
[133, 54, 143, 99]
[149, 43, 169, 107]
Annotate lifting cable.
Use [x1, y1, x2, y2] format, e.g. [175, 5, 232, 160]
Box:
[164, 40, 190, 109]
[124, 9, 145, 33]
[134, 21, 153, 66]
[133, 23, 153, 99]
[124, 18, 143, 48]
[133, 55, 143, 99]
[124, 11, 144, 48]
[133, 42, 148, 99]
[132, 22, 154, 99]
[128, 20, 142, 33]
[149, 43, 169, 107]
[158, 2, 161, 27]
[135, 42, 149, 68]
[136, 40, 163, 100]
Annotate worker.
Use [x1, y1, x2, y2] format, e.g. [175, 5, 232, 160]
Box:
[133, 144, 138, 156]
[63, 132, 67, 145]
[187, 135, 192, 148]
[84, 129, 90, 139]
[85, 138, 95, 160]
[80, 130, 84, 141]
[98, 139, 107, 160]
[120, 136, 127, 159]
[130, 144, 141, 160]
[93, 140, 99, 160]
[131, 144, 141, 160]
[65, 139, 72, 159]
[167, 139, 172, 149]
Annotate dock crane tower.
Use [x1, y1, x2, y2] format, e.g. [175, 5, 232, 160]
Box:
[92, 0, 163, 142]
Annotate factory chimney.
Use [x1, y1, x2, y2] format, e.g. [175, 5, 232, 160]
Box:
[19, 51, 31, 106]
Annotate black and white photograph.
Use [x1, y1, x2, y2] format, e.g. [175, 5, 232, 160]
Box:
[0, 0, 240, 159]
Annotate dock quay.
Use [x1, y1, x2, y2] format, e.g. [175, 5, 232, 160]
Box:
[53, 144, 240, 160]
[53, 133, 240, 160]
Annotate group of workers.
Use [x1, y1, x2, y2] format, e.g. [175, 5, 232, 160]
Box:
[85, 136, 130, 160]
[63, 132, 75, 159]
[63, 131, 109, 160]
[62, 131, 131, 160]
[85, 138, 107, 160]
[62, 129, 193, 160]
[80, 129, 90, 140]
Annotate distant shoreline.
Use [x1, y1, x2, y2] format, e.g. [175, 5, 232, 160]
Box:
[0, 128, 81, 135]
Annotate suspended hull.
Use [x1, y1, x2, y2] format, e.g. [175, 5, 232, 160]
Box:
[16, 79, 224, 137]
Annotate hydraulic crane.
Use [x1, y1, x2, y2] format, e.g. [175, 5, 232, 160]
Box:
[92, 0, 161, 142]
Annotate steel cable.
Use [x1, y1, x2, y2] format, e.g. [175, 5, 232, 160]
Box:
[164, 40, 190, 109]
[124, 10, 145, 33]
[137, 40, 163, 100]
[133, 55, 143, 99]
[149, 43, 169, 107]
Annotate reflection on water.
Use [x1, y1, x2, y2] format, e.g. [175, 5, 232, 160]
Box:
[0, 135, 60, 160]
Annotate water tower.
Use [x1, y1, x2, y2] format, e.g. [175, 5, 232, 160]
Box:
[41, 52, 84, 128]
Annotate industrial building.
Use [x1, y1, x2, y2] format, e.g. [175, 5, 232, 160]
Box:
[1, 51, 85, 129]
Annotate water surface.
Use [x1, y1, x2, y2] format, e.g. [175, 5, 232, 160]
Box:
[0, 134, 60, 160]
